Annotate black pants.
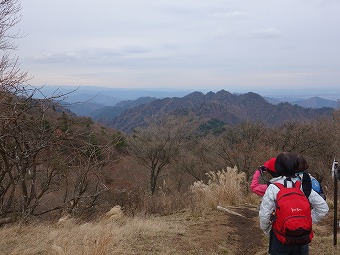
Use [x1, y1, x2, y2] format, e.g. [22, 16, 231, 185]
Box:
[269, 231, 309, 255]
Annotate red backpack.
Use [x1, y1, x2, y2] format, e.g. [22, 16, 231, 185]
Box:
[272, 178, 313, 245]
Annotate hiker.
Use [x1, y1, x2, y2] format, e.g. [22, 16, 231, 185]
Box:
[250, 158, 279, 197]
[251, 156, 325, 199]
[295, 154, 326, 200]
[259, 152, 329, 255]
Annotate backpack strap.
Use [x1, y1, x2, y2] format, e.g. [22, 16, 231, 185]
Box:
[283, 177, 295, 188]
[272, 178, 301, 190]
[301, 172, 312, 198]
[295, 172, 312, 198]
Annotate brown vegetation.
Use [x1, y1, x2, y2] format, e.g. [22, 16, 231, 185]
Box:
[0, 170, 338, 255]
[1, 1, 340, 254]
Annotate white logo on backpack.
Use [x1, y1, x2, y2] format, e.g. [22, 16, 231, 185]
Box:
[291, 208, 302, 212]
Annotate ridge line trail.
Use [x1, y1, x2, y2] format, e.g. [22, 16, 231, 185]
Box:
[224, 205, 267, 255]
[173, 204, 267, 254]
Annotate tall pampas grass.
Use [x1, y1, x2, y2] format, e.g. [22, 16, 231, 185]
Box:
[190, 166, 246, 209]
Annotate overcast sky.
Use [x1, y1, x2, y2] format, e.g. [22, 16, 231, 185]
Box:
[17, 0, 340, 93]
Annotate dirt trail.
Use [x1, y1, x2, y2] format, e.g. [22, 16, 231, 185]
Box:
[174, 204, 266, 254]
[229, 205, 267, 254]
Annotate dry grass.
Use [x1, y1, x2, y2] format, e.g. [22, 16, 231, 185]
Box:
[309, 211, 340, 255]
[190, 166, 246, 210]
[0, 204, 339, 255]
[138, 190, 189, 216]
[310, 234, 340, 255]
[0, 207, 185, 255]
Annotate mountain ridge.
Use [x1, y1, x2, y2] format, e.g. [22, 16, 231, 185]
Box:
[292, 96, 338, 109]
[105, 90, 334, 133]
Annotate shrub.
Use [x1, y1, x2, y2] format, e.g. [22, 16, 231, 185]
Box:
[190, 166, 246, 210]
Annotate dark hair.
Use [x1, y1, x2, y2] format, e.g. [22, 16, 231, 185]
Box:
[296, 154, 309, 172]
[274, 152, 299, 177]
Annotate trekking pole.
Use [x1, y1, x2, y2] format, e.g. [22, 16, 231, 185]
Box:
[332, 159, 339, 246]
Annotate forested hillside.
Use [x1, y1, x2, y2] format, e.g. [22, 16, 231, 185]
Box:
[91, 96, 157, 121]
[106, 90, 334, 133]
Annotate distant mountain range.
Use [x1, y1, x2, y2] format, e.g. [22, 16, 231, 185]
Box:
[90, 97, 157, 122]
[264, 96, 338, 109]
[104, 90, 334, 133]
[34, 86, 338, 118]
[292, 96, 338, 108]
[38, 86, 338, 133]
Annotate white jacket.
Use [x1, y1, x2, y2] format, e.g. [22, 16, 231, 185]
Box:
[259, 176, 329, 234]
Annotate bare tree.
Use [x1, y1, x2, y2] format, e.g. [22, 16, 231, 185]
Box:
[0, 96, 119, 219]
[270, 121, 324, 153]
[174, 137, 225, 188]
[0, 0, 29, 94]
[36, 126, 118, 217]
[127, 116, 194, 194]
[210, 121, 271, 180]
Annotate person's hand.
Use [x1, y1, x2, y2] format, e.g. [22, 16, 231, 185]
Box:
[259, 165, 268, 172]
[270, 212, 276, 223]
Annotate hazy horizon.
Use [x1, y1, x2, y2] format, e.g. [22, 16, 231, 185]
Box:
[33, 84, 340, 101]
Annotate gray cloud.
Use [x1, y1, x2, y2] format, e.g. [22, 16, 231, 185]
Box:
[27, 46, 152, 65]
